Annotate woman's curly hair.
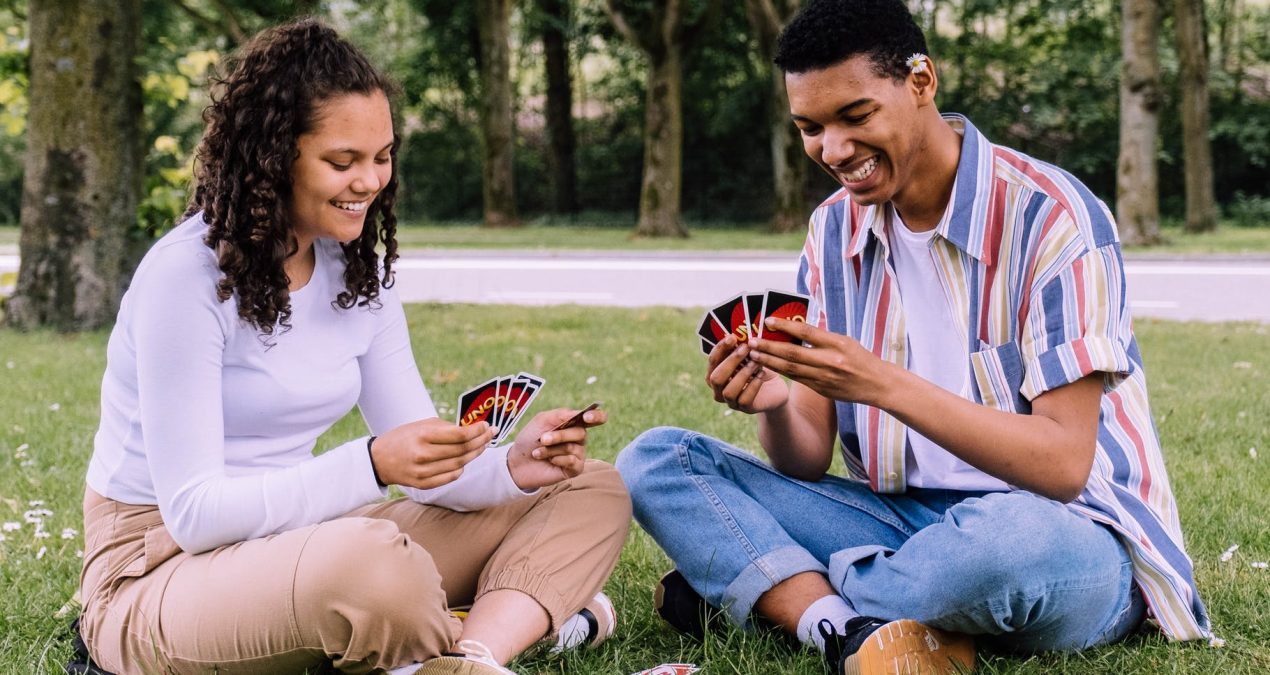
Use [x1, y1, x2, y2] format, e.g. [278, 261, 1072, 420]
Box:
[186, 19, 401, 335]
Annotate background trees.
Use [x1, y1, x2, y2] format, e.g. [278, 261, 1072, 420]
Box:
[5, 0, 142, 330]
[2, 0, 1270, 327]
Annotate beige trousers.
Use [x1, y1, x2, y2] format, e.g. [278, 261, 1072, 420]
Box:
[78, 460, 631, 675]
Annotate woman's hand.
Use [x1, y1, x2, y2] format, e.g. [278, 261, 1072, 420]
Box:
[369, 418, 494, 489]
[507, 407, 607, 490]
[706, 335, 790, 413]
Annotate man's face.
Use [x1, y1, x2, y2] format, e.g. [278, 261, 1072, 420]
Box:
[786, 55, 924, 206]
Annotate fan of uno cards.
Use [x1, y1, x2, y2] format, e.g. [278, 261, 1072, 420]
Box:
[456, 372, 545, 446]
[697, 290, 810, 355]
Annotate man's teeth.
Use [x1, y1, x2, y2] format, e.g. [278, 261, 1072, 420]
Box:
[843, 156, 879, 183]
[332, 200, 367, 212]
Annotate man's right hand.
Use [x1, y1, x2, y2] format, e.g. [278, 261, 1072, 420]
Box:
[706, 335, 790, 413]
[369, 418, 494, 489]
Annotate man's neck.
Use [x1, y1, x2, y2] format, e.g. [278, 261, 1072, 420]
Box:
[892, 114, 962, 232]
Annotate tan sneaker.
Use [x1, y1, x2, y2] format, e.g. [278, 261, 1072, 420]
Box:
[414, 640, 519, 675]
[826, 617, 975, 675]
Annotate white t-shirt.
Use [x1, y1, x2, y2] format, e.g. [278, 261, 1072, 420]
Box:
[887, 213, 1009, 492]
[88, 213, 528, 553]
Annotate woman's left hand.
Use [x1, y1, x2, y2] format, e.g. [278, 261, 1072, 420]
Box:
[507, 406, 607, 490]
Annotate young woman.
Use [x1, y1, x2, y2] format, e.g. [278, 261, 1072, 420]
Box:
[77, 19, 630, 675]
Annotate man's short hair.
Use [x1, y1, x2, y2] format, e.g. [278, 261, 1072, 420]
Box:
[774, 0, 929, 80]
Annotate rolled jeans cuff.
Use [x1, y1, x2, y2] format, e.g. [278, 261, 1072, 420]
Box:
[722, 545, 827, 628]
[826, 544, 892, 597]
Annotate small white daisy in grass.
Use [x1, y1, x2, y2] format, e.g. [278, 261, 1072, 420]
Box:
[36, 546, 46, 560]
[1253, 562, 1268, 570]
[34, 528, 50, 539]
[28, 499, 44, 506]
[4, 361, 12, 369]
[1252, 447, 1259, 460]
[586, 375, 598, 384]
[1220, 544, 1239, 562]
[48, 402, 61, 411]
[61, 528, 77, 540]
[2, 522, 19, 532]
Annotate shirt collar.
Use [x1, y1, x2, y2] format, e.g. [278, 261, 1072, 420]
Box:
[844, 113, 995, 263]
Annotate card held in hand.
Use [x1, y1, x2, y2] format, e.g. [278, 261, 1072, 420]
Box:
[457, 377, 500, 428]
[758, 289, 810, 345]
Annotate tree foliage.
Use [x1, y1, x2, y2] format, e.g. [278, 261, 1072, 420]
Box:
[1, 0, 1268, 235]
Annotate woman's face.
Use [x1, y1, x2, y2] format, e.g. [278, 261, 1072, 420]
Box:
[289, 90, 394, 247]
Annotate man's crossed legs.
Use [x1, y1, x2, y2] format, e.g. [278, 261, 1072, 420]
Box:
[616, 427, 1145, 673]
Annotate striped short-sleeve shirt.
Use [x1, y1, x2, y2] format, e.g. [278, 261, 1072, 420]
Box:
[796, 114, 1209, 640]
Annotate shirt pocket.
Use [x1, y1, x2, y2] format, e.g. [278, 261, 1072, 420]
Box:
[968, 340, 1030, 414]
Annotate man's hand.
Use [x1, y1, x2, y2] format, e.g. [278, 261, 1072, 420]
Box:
[507, 407, 607, 490]
[370, 418, 494, 489]
[706, 334, 791, 413]
[747, 317, 887, 406]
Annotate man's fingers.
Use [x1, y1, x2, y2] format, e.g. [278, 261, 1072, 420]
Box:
[720, 360, 761, 404]
[763, 317, 820, 344]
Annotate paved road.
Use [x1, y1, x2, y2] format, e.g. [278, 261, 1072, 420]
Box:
[381, 250, 1270, 324]
[3, 249, 1268, 323]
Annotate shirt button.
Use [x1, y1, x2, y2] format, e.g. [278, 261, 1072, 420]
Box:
[891, 342, 904, 351]
[887, 471, 899, 480]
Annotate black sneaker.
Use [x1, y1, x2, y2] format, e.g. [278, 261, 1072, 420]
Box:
[819, 616, 975, 675]
[652, 569, 724, 639]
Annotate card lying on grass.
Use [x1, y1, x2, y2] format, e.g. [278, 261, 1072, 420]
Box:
[456, 372, 545, 446]
[697, 289, 810, 355]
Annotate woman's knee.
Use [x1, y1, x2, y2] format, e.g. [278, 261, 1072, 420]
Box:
[294, 517, 455, 654]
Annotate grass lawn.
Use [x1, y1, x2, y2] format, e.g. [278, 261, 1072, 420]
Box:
[3, 220, 1270, 254]
[0, 307, 1267, 674]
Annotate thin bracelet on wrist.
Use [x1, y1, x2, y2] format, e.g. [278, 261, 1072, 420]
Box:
[367, 436, 386, 487]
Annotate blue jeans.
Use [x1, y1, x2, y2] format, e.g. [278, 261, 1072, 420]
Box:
[616, 427, 1146, 652]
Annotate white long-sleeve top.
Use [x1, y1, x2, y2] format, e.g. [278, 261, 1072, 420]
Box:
[87, 214, 528, 554]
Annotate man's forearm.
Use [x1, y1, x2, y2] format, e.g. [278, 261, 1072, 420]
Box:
[757, 384, 836, 481]
[873, 363, 1102, 502]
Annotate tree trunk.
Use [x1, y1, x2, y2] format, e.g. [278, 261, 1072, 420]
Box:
[476, 0, 520, 227]
[6, 0, 143, 331]
[635, 47, 687, 238]
[541, 0, 577, 215]
[768, 65, 806, 233]
[604, 0, 718, 238]
[1175, 0, 1218, 233]
[1116, 0, 1162, 246]
[745, 0, 804, 233]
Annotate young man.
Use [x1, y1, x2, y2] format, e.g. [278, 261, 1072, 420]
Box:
[616, 1, 1210, 673]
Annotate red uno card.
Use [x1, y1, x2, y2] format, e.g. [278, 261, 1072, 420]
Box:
[630, 665, 699, 675]
[744, 293, 764, 343]
[697, 309, 728, 355]
[709, 294, 751, 343]
[499, 372, 545, 444]
[456, 377, 500, 428]
[758, 289, 810, 344]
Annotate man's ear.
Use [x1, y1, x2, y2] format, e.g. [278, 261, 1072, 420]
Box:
[909, 57, 938, 106]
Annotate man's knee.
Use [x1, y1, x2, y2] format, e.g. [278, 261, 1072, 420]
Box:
[294, 517, 455, 656]
[616, 425, 709, 491]
[941, 493, 1077, 584]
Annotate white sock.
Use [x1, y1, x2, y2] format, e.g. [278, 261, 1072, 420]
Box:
[796, 594, 857, 653]
[554, 610, 592, 650]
